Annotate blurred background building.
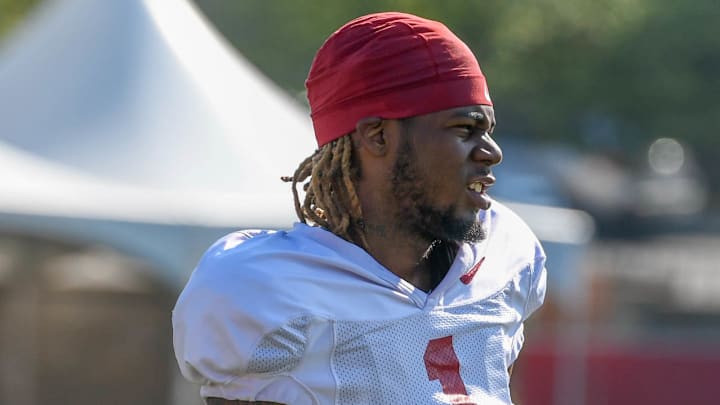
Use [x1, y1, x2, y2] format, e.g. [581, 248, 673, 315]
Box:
[1, 0, 718, 404]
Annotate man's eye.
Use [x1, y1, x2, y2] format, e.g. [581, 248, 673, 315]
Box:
[454, 125, 480, 139]
[455, 124, 475, 133]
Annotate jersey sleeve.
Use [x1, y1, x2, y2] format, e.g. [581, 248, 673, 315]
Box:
[171, 231, 316, 402]
[509, 243, 548, 366]
[524, 249, 548, 320]
[172, 262, 264, 387]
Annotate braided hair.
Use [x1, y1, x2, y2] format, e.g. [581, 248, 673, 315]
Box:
[281, 135, 369, 251]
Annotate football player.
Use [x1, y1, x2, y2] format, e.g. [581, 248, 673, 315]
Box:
[174, 12, 547, 405]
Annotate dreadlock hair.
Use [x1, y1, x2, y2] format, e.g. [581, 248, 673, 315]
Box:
[281, 135, 369, 251]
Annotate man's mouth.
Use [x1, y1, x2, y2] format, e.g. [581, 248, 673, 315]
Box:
[467, 181, 485, 193]
[466, 177, 495, 210]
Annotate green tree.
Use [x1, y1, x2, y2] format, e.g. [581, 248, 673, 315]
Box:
[0, 0, 42, 40]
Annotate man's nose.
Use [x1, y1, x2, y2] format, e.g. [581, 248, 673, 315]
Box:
[471, 134, 503, 166]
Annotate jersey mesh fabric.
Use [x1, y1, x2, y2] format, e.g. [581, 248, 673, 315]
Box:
[333, 284, 519, 405]
[247, 315, 313, 374]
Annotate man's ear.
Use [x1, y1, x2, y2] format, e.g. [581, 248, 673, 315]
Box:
[352, 117, 387, 157]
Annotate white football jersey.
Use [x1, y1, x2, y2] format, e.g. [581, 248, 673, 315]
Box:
[173, 201, 547, 404]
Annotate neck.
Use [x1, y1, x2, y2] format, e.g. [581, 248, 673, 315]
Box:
[361, 221, 455, 291]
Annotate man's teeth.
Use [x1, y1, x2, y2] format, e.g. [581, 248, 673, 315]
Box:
[468, 183, 483, 192]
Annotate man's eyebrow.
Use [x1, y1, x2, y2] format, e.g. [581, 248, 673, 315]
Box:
[449, 110, 486, 121]
[467, 111, 486, 122]
[452, 111, 492, 128]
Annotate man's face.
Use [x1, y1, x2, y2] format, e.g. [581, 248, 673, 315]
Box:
[388, 105, 502, 244]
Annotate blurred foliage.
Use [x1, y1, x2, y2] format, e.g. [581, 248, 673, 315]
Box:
[0, 0, 41, 40]
[192, 0, 719, 168]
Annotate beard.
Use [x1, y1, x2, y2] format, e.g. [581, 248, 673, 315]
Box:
[390, 136, 486, 244]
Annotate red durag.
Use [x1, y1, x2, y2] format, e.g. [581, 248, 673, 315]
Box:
[306, 12, 493, 147]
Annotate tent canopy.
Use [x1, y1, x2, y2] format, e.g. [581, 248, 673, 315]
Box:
[0, 0, 318, 286]
[0, 0, 316, 193]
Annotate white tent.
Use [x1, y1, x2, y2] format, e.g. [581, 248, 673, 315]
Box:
[0, 0, 316, 192]
[0, 0, 317, 286]
[0, 139, 302, 286]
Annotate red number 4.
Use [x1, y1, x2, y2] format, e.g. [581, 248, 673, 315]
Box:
[423, 336, 477, 405]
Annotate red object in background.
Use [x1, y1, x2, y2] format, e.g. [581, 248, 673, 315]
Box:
[514, 338, 720, 405]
